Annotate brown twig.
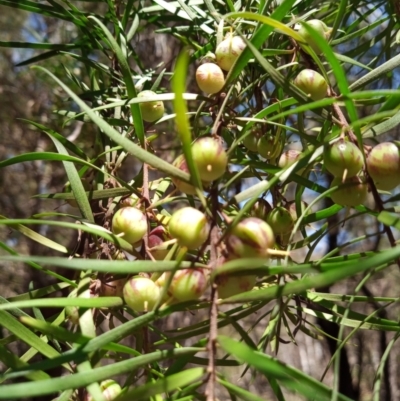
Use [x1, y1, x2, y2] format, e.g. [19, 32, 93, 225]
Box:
[205, 187, 221, 401]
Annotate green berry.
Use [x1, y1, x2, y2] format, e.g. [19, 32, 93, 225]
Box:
[294, 69, 328, 101]
[168, 207, 209, 249]
[196, 63, 225, 94]
[137, 90, 164, 122]
[216, 35, 246, 71]
[123, 277, 160, 312]
[330, 176, 368, 207]
[112, 207, 148, 246]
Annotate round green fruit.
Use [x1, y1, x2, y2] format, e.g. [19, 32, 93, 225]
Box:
[148, 226, 170, 260]
[242, 132, 260, 152]
[324, 139, 364, 178]
[168, 268, 208, 302]
[257, 135, 279, 159]
[366, 142, 400, 190]
[216, 35, 246, 71]
[191, 137, 228, 182]
[226, 217, 275, 259]
[112, 207, 148, 246]
[246, 198, 272, 220]
[298, 19, 331, 55]
[65, 288, 92, 325]
[171, 154, 210, 195]
[168, 207, 209, 249]
[123, 277, 160, 312]
[216, 274, 256, 299]
[330, 176, 368, 207]
[196, 63, 225, 94]
[286, 200, 309, 223]
[137, 90, 164, 122]
[266, 207, 294, 235]
[294, 69, 328, 101]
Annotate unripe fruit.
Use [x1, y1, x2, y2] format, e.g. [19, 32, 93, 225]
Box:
[112, 207, 147, 246]
[330, 176, 368, 207]
[123, 277, 160, 312]
[192, 137, 228, 181]
[324, 140, 364, 178]
[366, 142, 400, 190]
[100, 278, 126, 297]
[168, 207, 209, 249]
[88, 380, 121, 401]
[168, 268, 208, 302]
[267, 207, 294, 235]
[257, 135, 278, 159]
[298, 19, 331, 55]
[294, 69, 328, 101]
[171, 154, 210, 195]
[137, 90, 165, 122]
[196, 63, 225, 94]
[246, 198, 272, 220]
[242, 132, 260, 152]
[216, 274, 256, 299]
[216, 35, 246, 71]
[226, 217, 275, 259]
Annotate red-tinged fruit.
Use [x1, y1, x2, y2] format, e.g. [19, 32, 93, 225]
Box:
[286, 200, 309, 223]
[298, 19, 331, 55]
[324, 139, 364, 178]
[267, 207, 294, 235]
[148, 226, 170, 260]
[294, 69, 328, 101]
[112, 207, 147, 246]
[168, 207, 209, 249]
[123, 277, 160, 312]
[196, 63, 225, 94]
[366, 142, 400, 190]
[192, 137, 228, 181]
[330, 176, 368, 207]
[226, 217, 275, 259]
[168, 268, 208, 302]
[137, 90, 164, 122]
[216, 274, 256, 299]
[215, 35, 246, 71]
[100, 278, 127, 297]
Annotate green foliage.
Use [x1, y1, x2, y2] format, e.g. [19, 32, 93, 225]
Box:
[0, 0, 400, 400]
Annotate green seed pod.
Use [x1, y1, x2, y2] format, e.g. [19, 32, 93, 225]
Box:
[242, 132, 260, 152]
[196, 63, 225, 94]
[324, 139, 364, 178]
[168, 207, 209, 249]
[294, 69, 328, 101]
[246, 198, 272, 221]
[226, 217, 275, 259]
[123, 277, 161, 312]
[278, 150, 303, 171]
[112, 207, 148, 246]
[137, 90, 165, 122]
[330, 176, 368, 207]
[298, 19, 331, 55]
[366, 142, 400, 190]
[215, 35, 246, 71]
[192, 137, 228, 182]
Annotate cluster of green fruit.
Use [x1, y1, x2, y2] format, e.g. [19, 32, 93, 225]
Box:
[65, 21, 400, 318]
